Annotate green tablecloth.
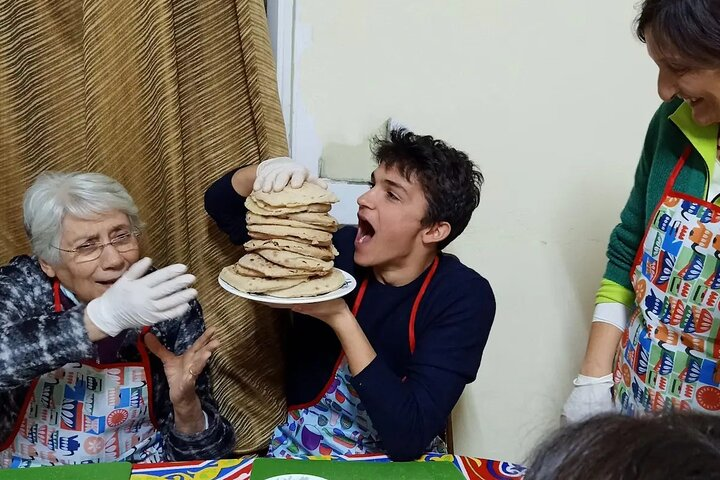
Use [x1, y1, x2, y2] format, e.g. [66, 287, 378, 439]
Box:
[0, 462, 132, 479]
[250, 457, 465, 480]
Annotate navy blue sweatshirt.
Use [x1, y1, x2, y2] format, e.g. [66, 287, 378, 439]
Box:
[205, 170, 495, 460]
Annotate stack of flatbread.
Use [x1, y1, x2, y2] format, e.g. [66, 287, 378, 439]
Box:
[220, 182, 348, 298]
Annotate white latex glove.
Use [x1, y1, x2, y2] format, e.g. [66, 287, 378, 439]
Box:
[86, 257, 197, 337]
[561, 374, 616, 423]
[253, 156, 328, 192]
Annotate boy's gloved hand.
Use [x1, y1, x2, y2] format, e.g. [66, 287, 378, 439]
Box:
[254, 156, 328, 192]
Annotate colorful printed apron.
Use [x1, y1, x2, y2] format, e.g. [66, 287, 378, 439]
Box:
[0, 280, 162, 467]
[269, 257, 441, 458]
[615, 146, 720, 414]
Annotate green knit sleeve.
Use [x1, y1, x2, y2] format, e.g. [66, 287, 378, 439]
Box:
[601, 105, 663, 291]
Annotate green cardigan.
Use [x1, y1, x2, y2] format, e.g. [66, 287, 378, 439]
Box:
[598, 98, 720, 306]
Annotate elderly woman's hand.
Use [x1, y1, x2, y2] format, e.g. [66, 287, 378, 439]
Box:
[144, 326, 220, 434]
[85, 257, 197, 337]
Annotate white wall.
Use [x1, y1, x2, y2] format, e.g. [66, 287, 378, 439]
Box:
[287, 0, 660, 463]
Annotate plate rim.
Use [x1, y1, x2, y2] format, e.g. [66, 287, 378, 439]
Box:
[218, 268, 357, 304]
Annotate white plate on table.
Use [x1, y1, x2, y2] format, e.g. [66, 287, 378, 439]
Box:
[218, 268, 357, 305]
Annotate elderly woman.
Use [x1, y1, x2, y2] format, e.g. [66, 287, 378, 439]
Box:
[0, 172, 234, 468]
[564, 0, 720, 421]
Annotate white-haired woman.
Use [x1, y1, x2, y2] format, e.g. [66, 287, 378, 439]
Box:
[0, 172, 234, 468]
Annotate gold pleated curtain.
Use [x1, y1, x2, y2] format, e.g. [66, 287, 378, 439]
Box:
[0, 0, 288, 454]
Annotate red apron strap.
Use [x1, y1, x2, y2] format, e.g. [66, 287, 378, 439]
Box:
[408, 256, 440, 354]
[351, 278, 369, 316]
[52, 279, 62, 313]
[665, 145, 694, 196]
[352, 257, 440, 354]
[136, 327, 158, 427]
[627, 144, 696, 281]
[0, 376, 40, 451]
[291, 280, 370, 411]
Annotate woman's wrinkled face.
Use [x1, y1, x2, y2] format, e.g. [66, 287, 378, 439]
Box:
[40, 210, 140, 303]
[646, 29, 720, 126]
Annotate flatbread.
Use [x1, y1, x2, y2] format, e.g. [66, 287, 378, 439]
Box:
[243, 239, 338, 261]
[282, 212, 338, 228]
[219, 265, 307, 293]
[237, 253, 313, 278]
[235, 265, 264, 277]
[246, 212, 338, 233]
[255, 249, 333, 272]
[247, 224, 333, 246]
[266, 268, 346, 298]
[252, 182, 339, 207]
[248, 231, 333, 247]
[245, 197, 332, 216]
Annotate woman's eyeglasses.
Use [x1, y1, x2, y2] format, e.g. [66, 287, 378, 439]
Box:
[53, 230, 141, 263]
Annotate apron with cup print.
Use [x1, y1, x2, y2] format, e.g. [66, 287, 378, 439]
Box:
[0, 280, 162, 467]
[615, 146, 720, 414]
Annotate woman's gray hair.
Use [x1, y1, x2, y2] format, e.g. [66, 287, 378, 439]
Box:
[23, 172, 143, 264]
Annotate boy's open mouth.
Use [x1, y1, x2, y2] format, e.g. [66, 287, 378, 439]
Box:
[356, 216, 375, 245]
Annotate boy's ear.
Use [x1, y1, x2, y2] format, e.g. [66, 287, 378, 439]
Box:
[422, 221, 451, 246]
[39, 258, 57, 278]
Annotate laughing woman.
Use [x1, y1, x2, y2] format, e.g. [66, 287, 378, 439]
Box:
[0, 172, 234, 468]
[564, 0, 720, 421]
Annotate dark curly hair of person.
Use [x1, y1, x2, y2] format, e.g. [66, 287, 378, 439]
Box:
[371, 127, 484, 251]
[525, 413, 720, 480]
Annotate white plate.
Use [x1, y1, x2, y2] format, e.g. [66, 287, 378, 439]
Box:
[265, 475, 329, 480]
[218, 268, 357, 304]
